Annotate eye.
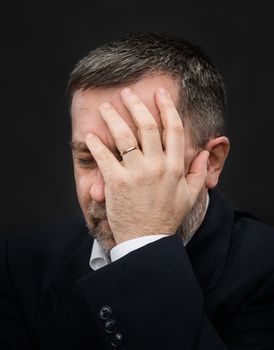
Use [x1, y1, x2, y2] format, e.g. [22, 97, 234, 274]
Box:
[77, 158, 97, 169]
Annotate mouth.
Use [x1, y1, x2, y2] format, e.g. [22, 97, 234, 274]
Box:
[100, 218, 110, 229]
[91, 216, 110, 228]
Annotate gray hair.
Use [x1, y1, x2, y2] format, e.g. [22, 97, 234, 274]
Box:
[68, 32, 226, 148]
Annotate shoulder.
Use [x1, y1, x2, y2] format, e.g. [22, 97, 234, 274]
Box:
[233, 210, 274, 248]
[229, 209, 274, 277]
[1, 217, 89, 276]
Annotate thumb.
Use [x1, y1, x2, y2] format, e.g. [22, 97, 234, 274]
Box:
[185, 150, 209, 196]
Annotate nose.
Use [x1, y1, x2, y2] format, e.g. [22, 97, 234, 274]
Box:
[90, 170, 105, 203]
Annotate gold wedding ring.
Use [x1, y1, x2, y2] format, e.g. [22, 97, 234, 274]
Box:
[120, 146, 139, 157]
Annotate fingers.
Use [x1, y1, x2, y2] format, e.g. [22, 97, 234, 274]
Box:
[155, 88, 185, 171]
[85, 133, 123, 181]
[120, 88, 163, 158]
[99, 102, 142, 165]
[97, 87, 185, 174]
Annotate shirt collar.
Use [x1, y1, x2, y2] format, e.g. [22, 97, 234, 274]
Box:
[89, 239, 110, 270]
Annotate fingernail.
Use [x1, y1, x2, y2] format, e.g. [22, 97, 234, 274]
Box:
[100, 102, 112, 110]
[159, 87, 168, 96]
[122, 87, 132, 96]
[86, 133, 94, 141]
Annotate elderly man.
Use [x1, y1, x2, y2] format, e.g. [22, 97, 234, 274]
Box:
[1, 32, 274, 349]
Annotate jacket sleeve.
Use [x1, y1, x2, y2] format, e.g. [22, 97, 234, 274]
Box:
[77, 234, 274, 349]
[0, 234, 34, 349]
[78, 235, 227, 349]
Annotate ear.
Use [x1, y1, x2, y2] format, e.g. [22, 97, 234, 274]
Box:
[205, 136, 230, 189]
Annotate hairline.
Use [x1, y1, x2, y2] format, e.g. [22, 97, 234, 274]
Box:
[70, 70, 205, 150]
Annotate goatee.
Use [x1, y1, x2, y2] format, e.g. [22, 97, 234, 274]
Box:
[86, 201, 116, 254]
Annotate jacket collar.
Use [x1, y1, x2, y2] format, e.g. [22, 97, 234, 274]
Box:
[49, 227, 94, 304]
[186, 189, 234, 294]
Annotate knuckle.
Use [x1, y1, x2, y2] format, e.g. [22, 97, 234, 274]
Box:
[170, 123, 184, 136]
[155, 166, 165, 178]
[115, 131, 133, 143]
[134, 172, 145, 184]
[149, 162, 165, 178]
[142, 122, 158, 133]
[164, 101, 175, 109]
[171, 164, 184, 178]
[113, 173, 128, 188]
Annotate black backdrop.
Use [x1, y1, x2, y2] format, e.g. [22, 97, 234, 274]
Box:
[1, 1, 274, 231]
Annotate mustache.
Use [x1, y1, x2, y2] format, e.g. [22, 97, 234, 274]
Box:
[88, 201, 107, 222]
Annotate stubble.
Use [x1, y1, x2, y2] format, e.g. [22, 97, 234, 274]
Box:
[86, 188, 208, 255]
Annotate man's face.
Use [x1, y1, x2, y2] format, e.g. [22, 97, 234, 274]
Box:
[71, 74, 204, 251]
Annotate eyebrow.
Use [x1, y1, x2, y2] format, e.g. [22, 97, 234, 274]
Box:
[70, 140, 122, 159]
[70, 141, 90, 153]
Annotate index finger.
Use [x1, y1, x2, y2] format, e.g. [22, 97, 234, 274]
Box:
[85, 133, 123, 181]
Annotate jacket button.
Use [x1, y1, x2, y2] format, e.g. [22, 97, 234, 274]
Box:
[110, 332, 123, 347]
[99, 305, 112, 320]
[105, 319, 117, 333]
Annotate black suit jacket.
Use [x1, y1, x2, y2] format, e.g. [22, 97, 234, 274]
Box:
[1, 190, 274, 349]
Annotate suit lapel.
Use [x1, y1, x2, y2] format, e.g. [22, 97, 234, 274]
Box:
[50, 232, 94, 303]
[186, 190, 234, 294]
[37, 225, 94, 327]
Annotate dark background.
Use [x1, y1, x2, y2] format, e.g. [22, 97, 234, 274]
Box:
[1, 1, 273, 231]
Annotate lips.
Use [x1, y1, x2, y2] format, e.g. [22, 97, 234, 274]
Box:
[100, 218, 110, 229]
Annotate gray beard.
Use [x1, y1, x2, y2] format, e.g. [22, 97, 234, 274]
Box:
[86, 188, 208, 256]
[86, 202, 114, 255]
[176, 187, 208, 242]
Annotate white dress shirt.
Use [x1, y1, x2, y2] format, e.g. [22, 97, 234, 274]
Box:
[90, 194, 210, 270]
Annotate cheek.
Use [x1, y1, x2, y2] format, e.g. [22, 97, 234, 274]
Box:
[74, 172, 94, 213]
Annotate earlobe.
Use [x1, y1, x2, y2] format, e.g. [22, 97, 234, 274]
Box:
[205, 136, 230, 189]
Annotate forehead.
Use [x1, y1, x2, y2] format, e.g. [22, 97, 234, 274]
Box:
[71, 74, 179, 150]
